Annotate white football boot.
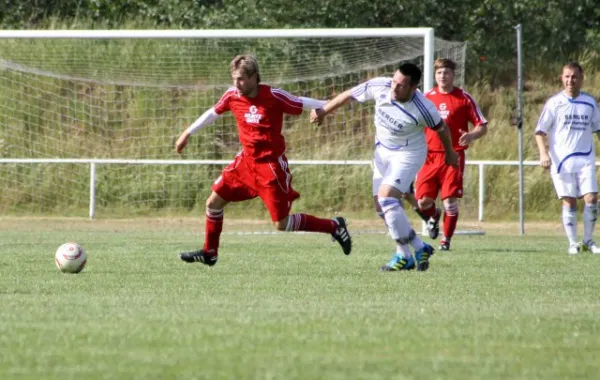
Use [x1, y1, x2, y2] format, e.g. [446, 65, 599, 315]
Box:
[583, 240, 600, 254]
[568, 243, 581, 255]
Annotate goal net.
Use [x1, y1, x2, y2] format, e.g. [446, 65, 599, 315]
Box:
[0, 29, 467, 232]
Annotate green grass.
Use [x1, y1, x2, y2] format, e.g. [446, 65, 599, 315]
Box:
[1, 218, 599, 379]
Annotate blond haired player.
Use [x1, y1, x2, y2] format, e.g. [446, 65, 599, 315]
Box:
[175, 55, 352, 266]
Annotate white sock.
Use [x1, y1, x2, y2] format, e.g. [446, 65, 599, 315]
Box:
[562, 206, 578, 246]
[409, 235, 425, 251]
[583, 203, 598, 243]
[396, 244, 413, 260]
[378, 197, 417, 250]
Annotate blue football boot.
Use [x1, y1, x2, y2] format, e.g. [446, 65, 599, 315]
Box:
[380, 253, 416, 271]
[415, 243, 435, 272]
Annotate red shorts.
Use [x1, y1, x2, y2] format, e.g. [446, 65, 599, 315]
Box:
[212, 153, 300, 222]
[415, 151, 466, 200]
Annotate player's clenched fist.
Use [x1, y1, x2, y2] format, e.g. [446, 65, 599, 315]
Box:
[445, 150, 460, 168]
[539, 152, 551, 169]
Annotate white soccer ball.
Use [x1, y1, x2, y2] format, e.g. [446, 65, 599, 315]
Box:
[55, 242, 87, 274]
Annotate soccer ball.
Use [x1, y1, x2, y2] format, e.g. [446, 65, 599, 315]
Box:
[55, 242, 87, 274]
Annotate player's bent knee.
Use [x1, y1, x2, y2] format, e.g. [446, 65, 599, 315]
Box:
[418, 198, 434, 209]
[206, 200, 226, 211]
[206, 192, 227, 209]
[377, 184, 404, 199]
[561, 197, 577, 208]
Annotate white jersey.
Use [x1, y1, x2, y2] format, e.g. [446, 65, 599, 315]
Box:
[536, 91, 600, 174]
[350, 77, 442, 153]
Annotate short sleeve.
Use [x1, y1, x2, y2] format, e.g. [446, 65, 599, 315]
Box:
[214, 88, 234, 114]
[536, 99, 555, 134]
[464, 91, 488, 127]
[414, 94, 442, 128]
[350, 77, 390, 103]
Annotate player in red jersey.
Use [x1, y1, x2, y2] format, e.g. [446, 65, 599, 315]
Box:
[175, 54, 352, 266]
[414, 58, 488, 251]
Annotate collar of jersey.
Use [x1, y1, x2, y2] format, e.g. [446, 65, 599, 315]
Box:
[561, 91, 581, 101]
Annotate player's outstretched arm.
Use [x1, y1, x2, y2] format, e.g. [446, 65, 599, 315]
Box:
[175, 107, 221, 154]
[535, 131, 551, 169]
[299, 97, 328, 110]
[310, 89, 354, 125]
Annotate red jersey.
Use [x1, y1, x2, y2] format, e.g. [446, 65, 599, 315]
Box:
[214, 84, 304, 161]
[424, 87, 487, 152]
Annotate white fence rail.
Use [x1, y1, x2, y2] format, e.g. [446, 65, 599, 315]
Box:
[0, 158, 553, 220]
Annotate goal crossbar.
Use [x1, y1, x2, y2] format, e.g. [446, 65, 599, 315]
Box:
[0, 28, 434, 39]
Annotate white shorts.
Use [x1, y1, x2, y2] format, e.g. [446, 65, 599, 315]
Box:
[372, 144, 426, 195]
[551, 163, 598, 198]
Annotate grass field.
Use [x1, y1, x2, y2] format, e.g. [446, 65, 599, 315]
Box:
[1, 218, 599, 380]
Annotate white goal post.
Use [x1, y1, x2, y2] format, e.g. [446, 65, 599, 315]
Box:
[0, 28, 469, 233]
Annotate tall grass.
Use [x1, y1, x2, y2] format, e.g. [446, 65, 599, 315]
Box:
[0, 35, 597, 219]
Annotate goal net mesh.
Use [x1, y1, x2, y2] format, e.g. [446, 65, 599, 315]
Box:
[0, 33, 467, 231]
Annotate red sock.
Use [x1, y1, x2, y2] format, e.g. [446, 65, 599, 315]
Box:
[287, 213, 336, 234]
[443, 210, 458, 240]
[203, 208, 223, 255]
[419, 205, 438, 219]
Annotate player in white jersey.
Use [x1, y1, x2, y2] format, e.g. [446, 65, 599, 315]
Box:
[535, 62, 600, 255]
[311, 63, 458, 271]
